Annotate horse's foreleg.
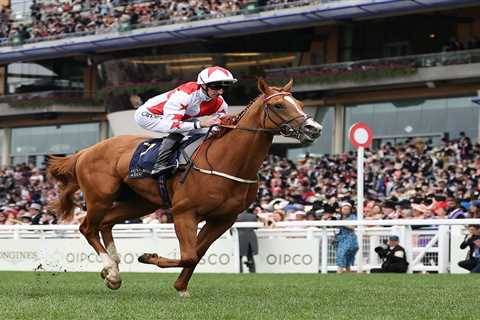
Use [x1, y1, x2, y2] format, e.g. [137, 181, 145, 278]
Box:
[138, 211, 198, 268]
[174, 217, 237, 296]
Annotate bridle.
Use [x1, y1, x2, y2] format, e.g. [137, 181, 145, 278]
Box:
[219, 91, 311, 139]
[192, 91, 312, 184]
[262, 92, 311, 140]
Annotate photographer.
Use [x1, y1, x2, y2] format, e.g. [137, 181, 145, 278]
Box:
[371, 235, 409, 273]
[458, 225, 480, 273]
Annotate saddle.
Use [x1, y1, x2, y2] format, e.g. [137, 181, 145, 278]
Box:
[128, 134, 205, 207]
[128, 134, 205, 179]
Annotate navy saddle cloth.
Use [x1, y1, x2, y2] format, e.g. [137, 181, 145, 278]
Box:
[128, 134, 205, 179]
[128, 134, 205, 207]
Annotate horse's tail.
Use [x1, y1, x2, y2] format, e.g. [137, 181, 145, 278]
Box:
[47, 152, 82, 222]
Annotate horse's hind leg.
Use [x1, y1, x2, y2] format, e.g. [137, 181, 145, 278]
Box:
[77, 172, 123, 289]
[100, 229, 120, 266]
[100, 198, 156, 264]
[79, 199, 122, 288]
[173, 217, 236, 297]
[98, 199, 157, 289]
[99, 228, 121, 289]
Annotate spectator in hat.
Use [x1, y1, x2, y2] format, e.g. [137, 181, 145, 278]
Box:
[371, 235, 409, 273]
[29, 203, 42, 212]
[335, 201, 359, 273]
[294, 210, 306, 221]
[29, 203, 44, 225]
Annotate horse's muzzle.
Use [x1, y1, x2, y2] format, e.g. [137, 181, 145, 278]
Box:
[300, 119, 323, 143]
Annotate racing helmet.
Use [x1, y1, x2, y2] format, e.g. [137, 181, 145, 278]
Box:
[197, 66, 237, 89]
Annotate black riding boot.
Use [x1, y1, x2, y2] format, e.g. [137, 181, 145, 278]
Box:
[151, 133, 184, 175]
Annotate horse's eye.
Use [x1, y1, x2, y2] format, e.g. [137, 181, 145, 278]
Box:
[272, 104, 285, 109]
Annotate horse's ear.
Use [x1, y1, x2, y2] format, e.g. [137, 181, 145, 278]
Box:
[282, 79, 293, 92]
[257, 77, 272, 95]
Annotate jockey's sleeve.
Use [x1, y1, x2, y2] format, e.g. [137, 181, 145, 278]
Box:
[160, 91, 196, 133]
[213, 98, 228, 118]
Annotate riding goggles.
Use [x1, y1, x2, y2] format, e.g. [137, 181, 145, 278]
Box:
[206, 81, 233, 90]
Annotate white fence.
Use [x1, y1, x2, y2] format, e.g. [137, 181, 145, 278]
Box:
[0, 219, 478, 273]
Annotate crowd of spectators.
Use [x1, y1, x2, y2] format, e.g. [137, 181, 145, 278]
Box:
[1, 132, 480, 226]
[0, 0, 307, 43]
[253, 132, 480, 226]
[0, 165, 60, 225]
[1, 1, 480, 47]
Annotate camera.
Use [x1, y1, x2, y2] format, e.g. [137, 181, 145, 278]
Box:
[374, 240, 389, 259]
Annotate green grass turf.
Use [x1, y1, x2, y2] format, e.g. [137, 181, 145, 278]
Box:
[0, 272, 478, 320]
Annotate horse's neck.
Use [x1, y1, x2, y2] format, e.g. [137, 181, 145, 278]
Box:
[206, 101, 273, 179]
[232, 111, 273, 175]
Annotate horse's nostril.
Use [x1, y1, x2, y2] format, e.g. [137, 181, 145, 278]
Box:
[305, 125, 320, 133]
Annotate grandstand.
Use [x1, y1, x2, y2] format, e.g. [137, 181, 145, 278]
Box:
[0, 0, 479, 166]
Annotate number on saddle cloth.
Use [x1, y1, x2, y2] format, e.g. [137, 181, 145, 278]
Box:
[128, 138, 165, 178]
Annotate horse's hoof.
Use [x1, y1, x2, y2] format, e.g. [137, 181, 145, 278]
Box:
[105, 278, 122, 290]
[178, 290, 190, 298]
[138, 253, 158, 264]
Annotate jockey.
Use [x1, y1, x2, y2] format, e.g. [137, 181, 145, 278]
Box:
[134, 66, 237, 173]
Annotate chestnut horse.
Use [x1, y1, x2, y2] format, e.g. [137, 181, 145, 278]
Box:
[48, 78, 322, 296]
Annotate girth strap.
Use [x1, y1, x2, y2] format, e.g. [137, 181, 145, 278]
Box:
[193, 166, 258, 184]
